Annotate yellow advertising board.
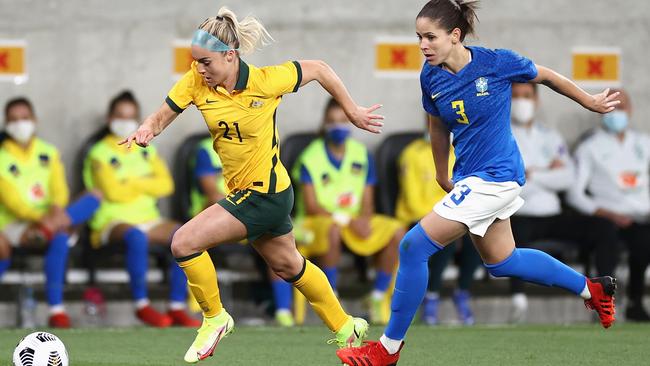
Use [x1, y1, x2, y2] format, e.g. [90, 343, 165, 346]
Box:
[572, 47, 621, 87]
[375, 37, 422, 78]
[0, 40, 27, 84]
[173, 40, 193, 78]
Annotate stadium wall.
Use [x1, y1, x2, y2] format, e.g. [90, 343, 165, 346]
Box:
[0, 0, 647, 213]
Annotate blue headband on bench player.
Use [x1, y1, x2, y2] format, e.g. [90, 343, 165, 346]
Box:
[191, 29, 239, 52]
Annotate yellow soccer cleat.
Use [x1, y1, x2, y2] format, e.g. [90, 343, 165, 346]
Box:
[328, 316, 369, 348]
[369, 295, 390, 325]
[275, 309, 295, 327]
[183, 310, 235, 363]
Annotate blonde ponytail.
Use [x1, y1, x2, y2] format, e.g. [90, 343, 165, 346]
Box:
[198, 7, 273, 55]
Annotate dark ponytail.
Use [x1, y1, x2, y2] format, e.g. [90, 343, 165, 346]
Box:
[417, 0, 480, 42]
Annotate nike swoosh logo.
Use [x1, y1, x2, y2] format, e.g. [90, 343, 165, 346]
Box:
[206, 98, 218, 104]
[431, 92, 442, 100]
[442, 202, 454, 209]
[353, 328, 360, 339]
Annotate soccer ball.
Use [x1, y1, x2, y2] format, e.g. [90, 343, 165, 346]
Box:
[12, 332, 69, 366]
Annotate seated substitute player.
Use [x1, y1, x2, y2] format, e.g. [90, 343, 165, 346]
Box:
[271, 98, 404, 325]
[83, 91, 199, 328]
[396, 120, 481, 325]
[189, 136, 226, 218]
[0, 97, 101, 328]
[508, 82, 621, 322]
[567, 89, 650, 322]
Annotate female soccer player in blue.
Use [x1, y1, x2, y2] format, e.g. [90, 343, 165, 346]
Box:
[338, 1, 620, 364]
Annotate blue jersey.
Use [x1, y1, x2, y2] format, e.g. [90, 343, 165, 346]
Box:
[420, 46, 537, 186]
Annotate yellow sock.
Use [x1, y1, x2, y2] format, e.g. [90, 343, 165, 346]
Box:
[177, 251, 223, 318]
[292, 259, 349, 332]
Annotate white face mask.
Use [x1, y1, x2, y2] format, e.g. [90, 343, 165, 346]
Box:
[5, 119, 36, 144]
[109, 119, 139, 139]
[511, 98, 536, 125]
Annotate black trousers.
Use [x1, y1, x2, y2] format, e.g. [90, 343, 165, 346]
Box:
[510, 214, 622, 294]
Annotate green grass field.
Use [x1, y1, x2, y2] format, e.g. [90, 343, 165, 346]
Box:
[2, 324, 649, 366]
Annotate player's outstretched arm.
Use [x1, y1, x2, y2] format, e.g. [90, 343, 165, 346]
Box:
[429, 114, 453, 193]
[297, 60, 384, 134]
[532, 65, 620, 114]
[119, 102, 179, 148]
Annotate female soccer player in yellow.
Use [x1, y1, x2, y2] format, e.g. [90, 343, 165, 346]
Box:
[121, 7, 384, 363]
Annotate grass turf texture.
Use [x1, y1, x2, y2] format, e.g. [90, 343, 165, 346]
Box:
[1, 324, 648, 366]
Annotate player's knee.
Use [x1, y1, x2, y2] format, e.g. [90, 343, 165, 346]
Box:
[398, 225, 432, 264]
[484, 248, 520, 278]
[170, 226, 194, 258]
[270, 252, 303, 281]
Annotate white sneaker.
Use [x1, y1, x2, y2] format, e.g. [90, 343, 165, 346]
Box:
[510, 293, 528, 323]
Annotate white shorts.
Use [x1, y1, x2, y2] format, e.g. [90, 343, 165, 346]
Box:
[433, 176, 524, 237]
[99, 219, 165, 245]
[1, 221, 29, 246]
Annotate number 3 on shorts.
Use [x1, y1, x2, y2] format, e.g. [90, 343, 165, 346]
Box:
[450, 184, 472, 205]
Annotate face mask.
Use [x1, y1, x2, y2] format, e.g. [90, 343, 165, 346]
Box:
[5, 119, 35, 144]
[602, 111, 628, 133]
[325, 123, 351, 145]
[511, 98, 535, 125]
[109, 119, 139, 138]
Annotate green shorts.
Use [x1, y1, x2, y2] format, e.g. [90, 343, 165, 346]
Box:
[218, 187, 294, 243]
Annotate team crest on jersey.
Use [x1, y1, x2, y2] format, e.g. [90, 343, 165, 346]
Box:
[321, 173, 330, 185]
[475, 77, 489, 96]
[250, 99, 264, 108]
[39, 154, 50, 167]
[351, 162, 364, 175]
[9, 164, 19, 177]
[110, 157, 121, 169]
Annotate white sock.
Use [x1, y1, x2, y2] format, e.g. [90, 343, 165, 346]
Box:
[276, 309, 291, 316]
[169, 301, 186, 311]
[580, 281, 591, 300]
[135, 298, 150, 310]
[380, 334, 402, 355]
[49, 305, 65, 315]
[371, 290, 385, 301]
[425, 292, 439, 300]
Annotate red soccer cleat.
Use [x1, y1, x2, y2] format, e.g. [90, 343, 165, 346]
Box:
[48, 312, 71, 328]
[168, 309, 202, 327]
[584, 276, 617, 328]
[136, 305, 172, 328]
[336, 341, 403, 366]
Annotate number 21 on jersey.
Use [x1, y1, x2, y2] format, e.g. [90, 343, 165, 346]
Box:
[451, 100, 469, 124]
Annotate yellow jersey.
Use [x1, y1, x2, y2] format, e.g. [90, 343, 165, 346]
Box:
[166, 59, 302, 194]
[395, 138, 454, 224]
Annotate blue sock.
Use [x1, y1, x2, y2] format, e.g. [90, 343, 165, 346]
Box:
[65, 193, 101, 226]
[123, 227, 149, 301]
[45, 233, 70, 306]
[272, 279, 292, 311]
[374, 270, 393, 293]
[485, 248, 586, 295]
[0, 258, 10, 278]
[385, 223, 442, 340]
[169, 262, 188, 302]
[323, 266, 338, 290]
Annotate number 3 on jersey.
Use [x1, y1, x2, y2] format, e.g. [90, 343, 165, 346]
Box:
[451, 100, 469, 124]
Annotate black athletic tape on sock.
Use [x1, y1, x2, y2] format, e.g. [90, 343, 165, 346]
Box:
[285, 256, 307, 283]
[174, 252, 203, 263]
